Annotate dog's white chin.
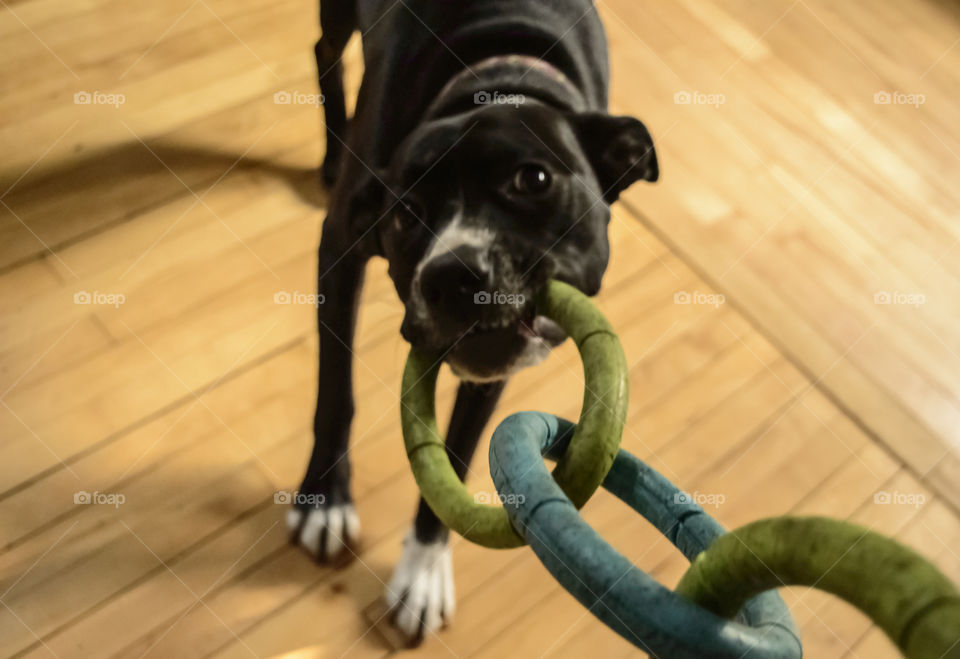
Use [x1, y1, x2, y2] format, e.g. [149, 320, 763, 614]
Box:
[448, 336, 554, 383]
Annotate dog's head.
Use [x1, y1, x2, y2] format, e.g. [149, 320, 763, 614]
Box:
[367, 102, 657, 381]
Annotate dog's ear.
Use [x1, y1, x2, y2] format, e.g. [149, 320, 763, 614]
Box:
[570, 113, 658, 204]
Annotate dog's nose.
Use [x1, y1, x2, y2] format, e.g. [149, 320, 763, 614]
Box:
[419, 247, 493, 319]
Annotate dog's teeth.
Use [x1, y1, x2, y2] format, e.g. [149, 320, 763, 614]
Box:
[475, 317, 520, 331]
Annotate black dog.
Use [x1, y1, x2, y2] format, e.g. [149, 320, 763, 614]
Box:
[285, 0, 658, 645]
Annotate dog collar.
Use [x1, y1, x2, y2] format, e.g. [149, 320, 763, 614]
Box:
[424, 54, 588, 119]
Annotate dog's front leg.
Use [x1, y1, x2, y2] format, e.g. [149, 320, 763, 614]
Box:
[387, 379, 506, 645]
[287, 232, 367, 564]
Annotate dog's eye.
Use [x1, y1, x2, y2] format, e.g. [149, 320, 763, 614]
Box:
[512, 164, 552, 195]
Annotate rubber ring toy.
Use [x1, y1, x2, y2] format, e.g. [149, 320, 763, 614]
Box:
[676, 516, 960, 659]
[400, 279, 628, 548]
[489, 411, 802, 659]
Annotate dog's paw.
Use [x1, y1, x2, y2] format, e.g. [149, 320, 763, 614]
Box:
[385, 530, 455, 646]
[286, 503, 360, 565]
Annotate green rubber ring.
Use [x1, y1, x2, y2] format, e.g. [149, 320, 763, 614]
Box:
[400, 279, 629, 548]
[675, 516, 960, 659]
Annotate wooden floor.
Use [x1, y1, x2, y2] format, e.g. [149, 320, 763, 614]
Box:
[2, 0, 959, 657]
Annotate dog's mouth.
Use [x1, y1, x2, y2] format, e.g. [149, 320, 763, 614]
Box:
[444, 310, 567, 381]
[471, 311, 566, 343]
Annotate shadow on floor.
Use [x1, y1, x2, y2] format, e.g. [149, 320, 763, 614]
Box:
[0, 139, 329, 271]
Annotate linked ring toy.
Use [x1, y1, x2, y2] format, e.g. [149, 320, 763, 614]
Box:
[400, 280, 629, 548]
[490, 411, 802, 659]
[490, 412, 960, 658]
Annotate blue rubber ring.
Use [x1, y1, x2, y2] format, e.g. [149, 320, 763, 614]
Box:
[489, 411, 802, 659]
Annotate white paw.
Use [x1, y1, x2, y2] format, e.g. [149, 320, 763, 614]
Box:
[286, 503, 360, 563]
[385, 530, 455, 643]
